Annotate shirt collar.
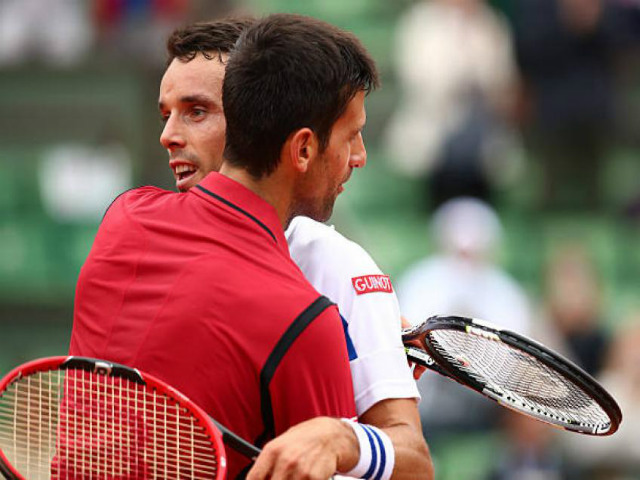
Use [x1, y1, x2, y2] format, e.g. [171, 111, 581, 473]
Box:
[192, 172, 289, 250]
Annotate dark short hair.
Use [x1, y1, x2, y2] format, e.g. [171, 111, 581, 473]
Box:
[223, 14, 380, 179]
[166, 17, 255, 66]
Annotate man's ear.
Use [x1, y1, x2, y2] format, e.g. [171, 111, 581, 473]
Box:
[288, 128, 318, 173]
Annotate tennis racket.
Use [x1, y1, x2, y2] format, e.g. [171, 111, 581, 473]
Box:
[0, 356, 260, 480]
[402, 315, 622, 436]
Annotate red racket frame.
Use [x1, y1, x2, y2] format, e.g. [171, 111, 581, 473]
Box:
[0, 356, 227, 480]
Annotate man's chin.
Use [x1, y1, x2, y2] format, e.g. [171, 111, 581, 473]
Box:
[291, 193, 337, 223]
[176, 174, 202, 193]
[313, 203, 335, 223]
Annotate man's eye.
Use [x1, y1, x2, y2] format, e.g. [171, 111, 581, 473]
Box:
[190, 108, 206, 119]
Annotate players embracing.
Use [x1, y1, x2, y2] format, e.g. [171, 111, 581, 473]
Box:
[72, 13, 434, 480]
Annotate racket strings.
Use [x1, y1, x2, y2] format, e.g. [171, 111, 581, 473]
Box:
[0, 370, 220, 479]
[429, 330, 612, 431]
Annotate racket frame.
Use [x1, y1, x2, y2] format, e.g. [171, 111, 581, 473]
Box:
[0, 356, 229, 480]
[403, 315, 622, 436]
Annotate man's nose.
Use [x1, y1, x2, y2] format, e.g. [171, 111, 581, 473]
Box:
[349, 133, 367, 168]
[160, 114, 185, 150]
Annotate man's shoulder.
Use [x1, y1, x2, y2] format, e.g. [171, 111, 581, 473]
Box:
[105, 186, 174, 215]
[122, 185, 177, 205]
[286, 216, 374, 267]
[286, 216, 340, 243]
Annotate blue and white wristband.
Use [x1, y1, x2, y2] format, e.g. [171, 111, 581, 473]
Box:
[341, 418, 395, 480]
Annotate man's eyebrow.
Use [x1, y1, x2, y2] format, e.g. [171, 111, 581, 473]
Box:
[158, 94, 216, 110]
[179, 94, 216, 105]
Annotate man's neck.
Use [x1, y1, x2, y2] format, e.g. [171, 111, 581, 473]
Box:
[219, 163, 293, 228]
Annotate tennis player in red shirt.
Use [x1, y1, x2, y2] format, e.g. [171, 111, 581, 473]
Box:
[71, 14, 383, 479]
[155, 17, 434, 480]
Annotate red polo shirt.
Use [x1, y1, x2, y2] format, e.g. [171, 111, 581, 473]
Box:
[70, 172, 356, 478]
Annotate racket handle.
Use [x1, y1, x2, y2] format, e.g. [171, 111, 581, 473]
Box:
[405, 345, 452, 379]
[210, 418, 262, 460]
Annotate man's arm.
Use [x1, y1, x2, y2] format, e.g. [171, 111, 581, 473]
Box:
[244, 310, 433, 479]
[359, 398, 434, 480]
[247, 399, 434, 480]
[245, 311, 434, 479]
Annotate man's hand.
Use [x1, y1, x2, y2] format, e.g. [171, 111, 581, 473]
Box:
[246, 417, 358, 480]
[401, 316, 427, 380]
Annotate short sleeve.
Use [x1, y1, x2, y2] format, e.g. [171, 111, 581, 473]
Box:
[287, 218, 420, 416]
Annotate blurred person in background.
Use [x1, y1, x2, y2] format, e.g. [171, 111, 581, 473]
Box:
[0, 0, 92, 66]
[486, 410, 577, 480]
[397, 197, 531, 333]
[397, 197, 532, 436]
[384, 0, 522, 210]
[560, 319, 640, 478]
[92, 0, 236, 65]
[537, 242, 610, 377]
[512, 0, 622, 211]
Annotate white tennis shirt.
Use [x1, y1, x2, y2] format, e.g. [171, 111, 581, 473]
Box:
[286, 216, 419, 415]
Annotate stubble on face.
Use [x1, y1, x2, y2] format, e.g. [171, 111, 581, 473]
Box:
[289, 153, 335, 224]
[289, 93, 365, 224]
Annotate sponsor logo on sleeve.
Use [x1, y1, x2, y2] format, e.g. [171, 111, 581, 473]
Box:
[351, 275, 393, 295]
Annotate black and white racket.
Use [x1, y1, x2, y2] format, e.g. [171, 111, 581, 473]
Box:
[0, 356, 260, 480]
[402, 315, 622, 436]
